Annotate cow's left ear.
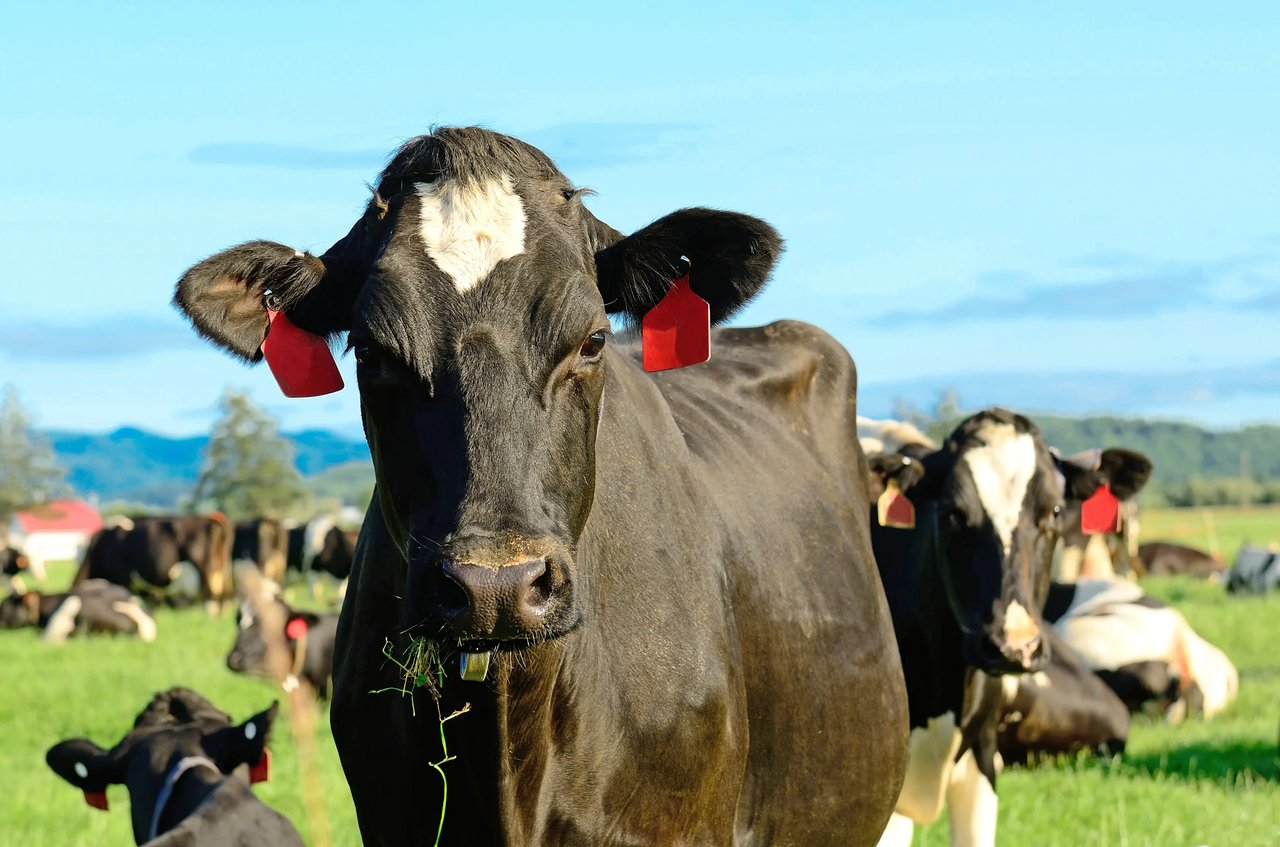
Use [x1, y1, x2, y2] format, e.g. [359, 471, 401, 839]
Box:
[1097, 448, 1153, 500]
[592, 207, 783, 324]
[46, 738, 125, 802]
[866, 452, 930, 499]
[202, 702, 278, 773]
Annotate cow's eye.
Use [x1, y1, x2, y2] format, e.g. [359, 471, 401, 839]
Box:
[561, 188, 577, 202]
[580, 330, 608, 359]
[353, 346, 377, 368]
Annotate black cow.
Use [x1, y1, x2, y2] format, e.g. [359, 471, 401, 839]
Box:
[77, 516, 233, 607]
[46, 687, 301, 846]
[286, 520, 356, 580]
[994, 627, 1130, 766]
[867, 411, 1151, 846]
[174, 126, 908, 846]
[1, 545, 31, 578]
[228, 595, 339, 698]
[0, 578, 156, 642]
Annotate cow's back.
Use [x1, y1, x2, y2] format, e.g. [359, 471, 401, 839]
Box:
[640, 320, 907, 843]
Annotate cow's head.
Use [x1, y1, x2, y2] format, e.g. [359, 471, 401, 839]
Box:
[46, 688, 276, 843]
[0, 588, 41, 628]
[174, 127, 781, 651]
[226, 595, 316, 684]
[872, 411, 1152, 674]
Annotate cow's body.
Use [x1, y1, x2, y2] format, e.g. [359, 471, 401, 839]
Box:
[1136, 542, 1222, 580]
[1045, 579, 1238, 721]
[76, 516, 233, 607]
[0, 578, 156, 642]
[229, 596, 339, 698]
[286, 520, 356, 579]
[994, 627, 1129, 765]
[232, 518, 289, 583]
[334, 323, 906, 845]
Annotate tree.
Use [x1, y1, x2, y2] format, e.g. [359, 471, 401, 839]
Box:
[191, 389, 310, 520]
[0, 385, 68, 535]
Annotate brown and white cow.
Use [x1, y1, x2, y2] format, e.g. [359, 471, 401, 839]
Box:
[173, 126, 908, 845]
[76, 515, 233, 609]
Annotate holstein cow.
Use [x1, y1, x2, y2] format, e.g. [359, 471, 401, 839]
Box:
[1044, 579, 1238, 721]
[286, 518, 357, 580]
[173, 126, 908, 845]
[1053, 449, 1146, 582]
[76, 515, 234, 609]
[232, 518, 290, 583]
[46, 687, 302, 846]
[857, 415, 936, 457]
[228, 593, 339, 698]
[993, 626, 1130, 766]
[1135, 541, 1223, 580]
[866, 410, 1152, 847]
[0, 578, 156, 643]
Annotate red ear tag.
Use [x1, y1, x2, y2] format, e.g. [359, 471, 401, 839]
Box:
[1080, 484, 1121, 535]
[877, 479, 916, 529]
[83, 790, 109, 811]
[641, 273, 711, 373]
[284, 617, 309, 640]
[249, 749, 270, 784]
[261, 309, 344, 398]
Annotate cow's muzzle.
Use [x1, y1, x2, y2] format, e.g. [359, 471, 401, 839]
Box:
[406, 550, 576, 645]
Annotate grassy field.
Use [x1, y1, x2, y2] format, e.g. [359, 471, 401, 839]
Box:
[3, 507, 1278, 845]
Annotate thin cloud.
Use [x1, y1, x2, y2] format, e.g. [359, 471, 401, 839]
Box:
[0, 316, 200, 360]
[188, 142, 387, 170]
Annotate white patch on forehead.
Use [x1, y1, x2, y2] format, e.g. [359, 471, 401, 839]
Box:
[962, 421, 1037, 552]
[414, 174, 527, 294]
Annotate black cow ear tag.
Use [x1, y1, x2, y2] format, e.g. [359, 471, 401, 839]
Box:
[878, 479, 916, 529]
[1081, 483, 1121, 535]
[249, 749, 270, 784]
[642, 272, 711, 372]
[261, 308, 344, 398]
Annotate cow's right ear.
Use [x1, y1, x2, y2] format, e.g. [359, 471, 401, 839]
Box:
[46, 739, 124, 808]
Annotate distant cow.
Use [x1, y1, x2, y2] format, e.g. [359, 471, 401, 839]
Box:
[1225, 544, 1280, 595]
[857, 415, 937, 456]
[0, 579, 156, 643]
[46, 687, 302, 846]
[76, 515, 233, 607]
[994, 627, 1130, 766]
[1136, 541, 1223, 580]
[868, 411, 1151, 847]
[1054, 449, 1147, 582]
[232, 518, 289, 583]
[1045, 579, 1238, 721]
[228, 594, 338, 698]
[286, 518, 357, 580]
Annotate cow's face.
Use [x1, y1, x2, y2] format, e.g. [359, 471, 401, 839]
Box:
[173, 127, 781, 650]
[872, 411, 1152, 675]
[226, 598, 315, 682]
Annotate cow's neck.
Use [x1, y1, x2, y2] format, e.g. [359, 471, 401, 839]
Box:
[430, 354, 717, 843]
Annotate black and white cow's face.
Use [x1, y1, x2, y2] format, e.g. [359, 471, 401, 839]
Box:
[173, 127, 781, 649]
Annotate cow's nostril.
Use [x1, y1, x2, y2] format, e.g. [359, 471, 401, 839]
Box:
[438, 566, 470, 616]
[527, 559, 555, 608]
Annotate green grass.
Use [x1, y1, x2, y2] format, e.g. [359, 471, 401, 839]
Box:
[1141, 503, 1280, 565]
[6, 510, 1280, 845]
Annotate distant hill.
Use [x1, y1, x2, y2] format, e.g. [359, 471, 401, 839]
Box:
[44, 426, 370, 506]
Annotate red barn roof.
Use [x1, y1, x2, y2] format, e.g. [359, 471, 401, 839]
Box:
[13, 500, 103, 534]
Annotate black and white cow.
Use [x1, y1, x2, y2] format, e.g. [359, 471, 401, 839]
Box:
[174, 125, 908, 846]
[0, 578, 156, 643]
[46, 687, 302, 846]
[1044, 579, 1238, 721]
[868, 411, 1151, 847]
[1054, 449, 1146, 582]
[285, 518, 357, 580]
[76, 515, 234, 608]
[228, 593, 339, 698]
[232, 518, 290, 583]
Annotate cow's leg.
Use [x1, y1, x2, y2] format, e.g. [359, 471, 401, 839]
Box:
[944, 748, 998, 847]
[876, 812, 916, 847]
[42, 596, 82, 643]
[894, 712, 961, 824]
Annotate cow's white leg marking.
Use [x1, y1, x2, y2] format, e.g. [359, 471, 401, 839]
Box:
[962, 421, 1036, 553]
[415, 174, 527, 294]
[876, 812, 916, 847]
[895, 711, 962, 824]
[43, 596, 82, 643]
[112, 600, 157, 642]
[946, 748, 998, 847]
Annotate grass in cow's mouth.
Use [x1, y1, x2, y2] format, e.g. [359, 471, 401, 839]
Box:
[370, 637, 470, 847]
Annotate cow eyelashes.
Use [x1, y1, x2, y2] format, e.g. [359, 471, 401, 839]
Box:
[579, 330, 608, 359]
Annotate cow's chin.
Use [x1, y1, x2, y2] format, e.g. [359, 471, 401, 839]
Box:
[401, 592, 584, 652]
[963, 633, 1050, 676]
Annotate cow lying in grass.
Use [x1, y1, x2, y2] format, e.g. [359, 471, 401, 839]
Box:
[0, 578, 156, 643]
[1045, 578, 1238, 721]
[46, 687, 302, 846]
[227, 592, 338, 699]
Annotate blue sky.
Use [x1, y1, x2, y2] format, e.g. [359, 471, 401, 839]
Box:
[2, 1, 1277, 436]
